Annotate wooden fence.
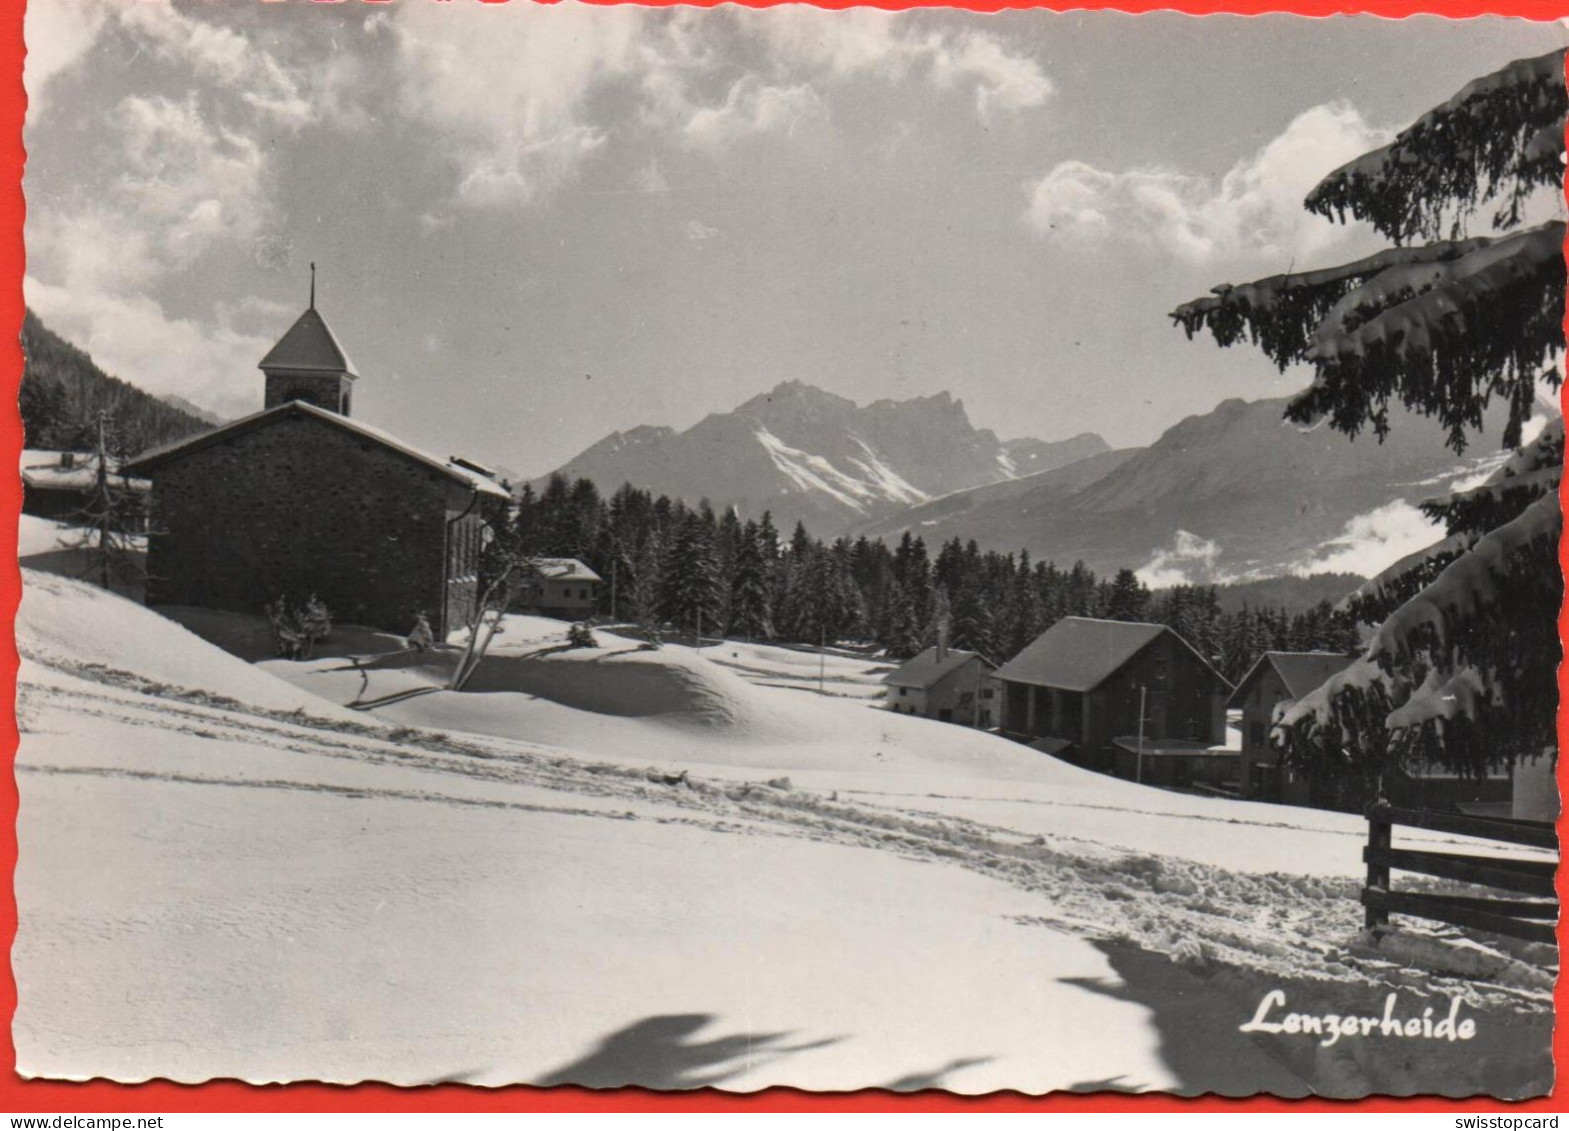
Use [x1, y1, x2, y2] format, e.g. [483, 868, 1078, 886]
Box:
[1362, 802, 1558, 945]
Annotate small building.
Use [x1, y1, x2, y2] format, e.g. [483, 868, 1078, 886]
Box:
[125, 300, 507, 639]
[995, 617, 1232, 778]
[1228, 649, 1524, 815]
[882, 646, 997, 726]
[1110, 737, 1239, 792]
[519, 558, 602, 620]
[1228, 651, 1357, 804]
[21, 449, 150, 530]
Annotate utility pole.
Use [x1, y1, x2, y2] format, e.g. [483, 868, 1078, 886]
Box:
[610, 558, 618, 623]
[1136, 684, 1147, 786]
[94, 412, 110, 589]
[819, 624, 826, 697]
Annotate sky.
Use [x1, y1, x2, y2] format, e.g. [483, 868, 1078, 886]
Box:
[21, 1, 1567, 476]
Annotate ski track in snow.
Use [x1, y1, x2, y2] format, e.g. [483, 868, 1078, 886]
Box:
[18, 654, 1553, 1015]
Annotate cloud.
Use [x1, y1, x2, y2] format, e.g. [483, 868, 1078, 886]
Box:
[684, 219, 721, 241]
[753, 9, 1051, 116]
[22, 0, 109, 116]
[25, 276, 273, 420]
[23, 5, 300, 418]
[683, 77, 824, 149]
[26, 0, 317, 128]
[631, 159, 671, 195]
[1136, 530, 1230, 589]
[1286, 500, 1444, 578]
[390, 2, 646, 208]
[30, 90, 271, 290]
[931, 31, 1054, 116]
[116, 1, 313, 127]
[115, 95, 269, 265]
[1025, 102, 1391, 261]
[389, 4, 1052, 206]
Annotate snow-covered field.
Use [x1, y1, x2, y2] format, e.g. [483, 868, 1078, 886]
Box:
[12, 558, 1556, 1096]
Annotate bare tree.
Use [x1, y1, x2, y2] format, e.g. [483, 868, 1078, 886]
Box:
[62, 411, 151, 595]
[447, 549, 542, 692]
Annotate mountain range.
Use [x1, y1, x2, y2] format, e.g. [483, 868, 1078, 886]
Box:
[855, 394, 1521, 580]
[538, 379, 1109, 533]
[24, 305, 1524, 591]
[544, 380, 1528, 584]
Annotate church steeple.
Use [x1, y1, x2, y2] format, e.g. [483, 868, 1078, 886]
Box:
[259, 273, 358, 416]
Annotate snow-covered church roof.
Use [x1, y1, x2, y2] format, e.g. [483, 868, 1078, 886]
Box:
[124, 401, 508, 500]
[258, 307, 359, 378]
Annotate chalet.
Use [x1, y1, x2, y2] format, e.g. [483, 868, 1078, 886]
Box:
[1228, 651, 1356, 804]
[1230, 649, 1533, 815]
[995, 617, 1232, 782]
[124, 299, 507, 639]
[21, 449, 150, 531]
[520, 558, 602, 620]
[882, 646, 997, 727]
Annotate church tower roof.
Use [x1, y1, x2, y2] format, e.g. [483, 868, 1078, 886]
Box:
[258, 306, 359, 378]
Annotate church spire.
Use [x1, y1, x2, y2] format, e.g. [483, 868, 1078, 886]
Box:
[259, 281, 359, 417]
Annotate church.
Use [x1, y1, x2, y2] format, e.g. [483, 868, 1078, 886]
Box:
[125, 294, 508, 640]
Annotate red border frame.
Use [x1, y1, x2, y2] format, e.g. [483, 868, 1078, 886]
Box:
[0, 0, 1563, 1113]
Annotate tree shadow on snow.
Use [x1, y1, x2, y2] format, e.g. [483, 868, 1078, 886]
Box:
[536, 1013, 842, 1090]
[1060, 939, 1312, 1099]
[880, 1056, 994, 1092]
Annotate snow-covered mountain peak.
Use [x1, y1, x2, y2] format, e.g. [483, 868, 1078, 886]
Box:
[536, 382, 1109, 533]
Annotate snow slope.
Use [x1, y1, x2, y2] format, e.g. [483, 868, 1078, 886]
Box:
[15, 581, 1554, 1096]
[254, 618, 1526, 880]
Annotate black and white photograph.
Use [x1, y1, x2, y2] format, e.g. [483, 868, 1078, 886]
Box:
[11, 0, 1565, 1100]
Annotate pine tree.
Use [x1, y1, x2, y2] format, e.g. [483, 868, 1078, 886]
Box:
[1007, 552, 1045, 659]
[1104, 568, 1150, 622]
[951, 578, 995, 658]
[727, 522, 774, 640]
[629, 530, 665, 630]
[1178, 50, 1565, 783]
[658, 516, 723, 641]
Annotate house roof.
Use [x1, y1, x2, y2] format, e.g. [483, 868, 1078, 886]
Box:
[1226, 651, 1357, 709]
[123, 401, 509, 499]
[258, 307, 359, 378]
[20, 450, 149, 492]
[1111, 736, 1229, 758]
[995, 616, 1230, 693]
[532, 557, 602, 583]
[882, 646, 992, 689]
[1027, 736, 1076, 757]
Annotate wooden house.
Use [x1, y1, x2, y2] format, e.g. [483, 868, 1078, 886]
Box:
[21, 449, 150, 531]
[125, 302, 507, 639]
[995, 617, 1232, 782]
[1229, 649, 1529, 815]
[882, 646, 997, 727]
[520, 558, 603, 620]
[1228, 651, 1356, 803]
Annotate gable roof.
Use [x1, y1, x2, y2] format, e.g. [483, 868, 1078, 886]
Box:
[21, 450, 149, 493]
[259, 307, 359, 378]
[532, 558, 601, 583]
[1110, 736, 1229, 758]
[123, 401, 508, 499]
[994, 616, 1231, 694]
[1227, 651, 1357, 709]
[883, 646, 992, 689]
